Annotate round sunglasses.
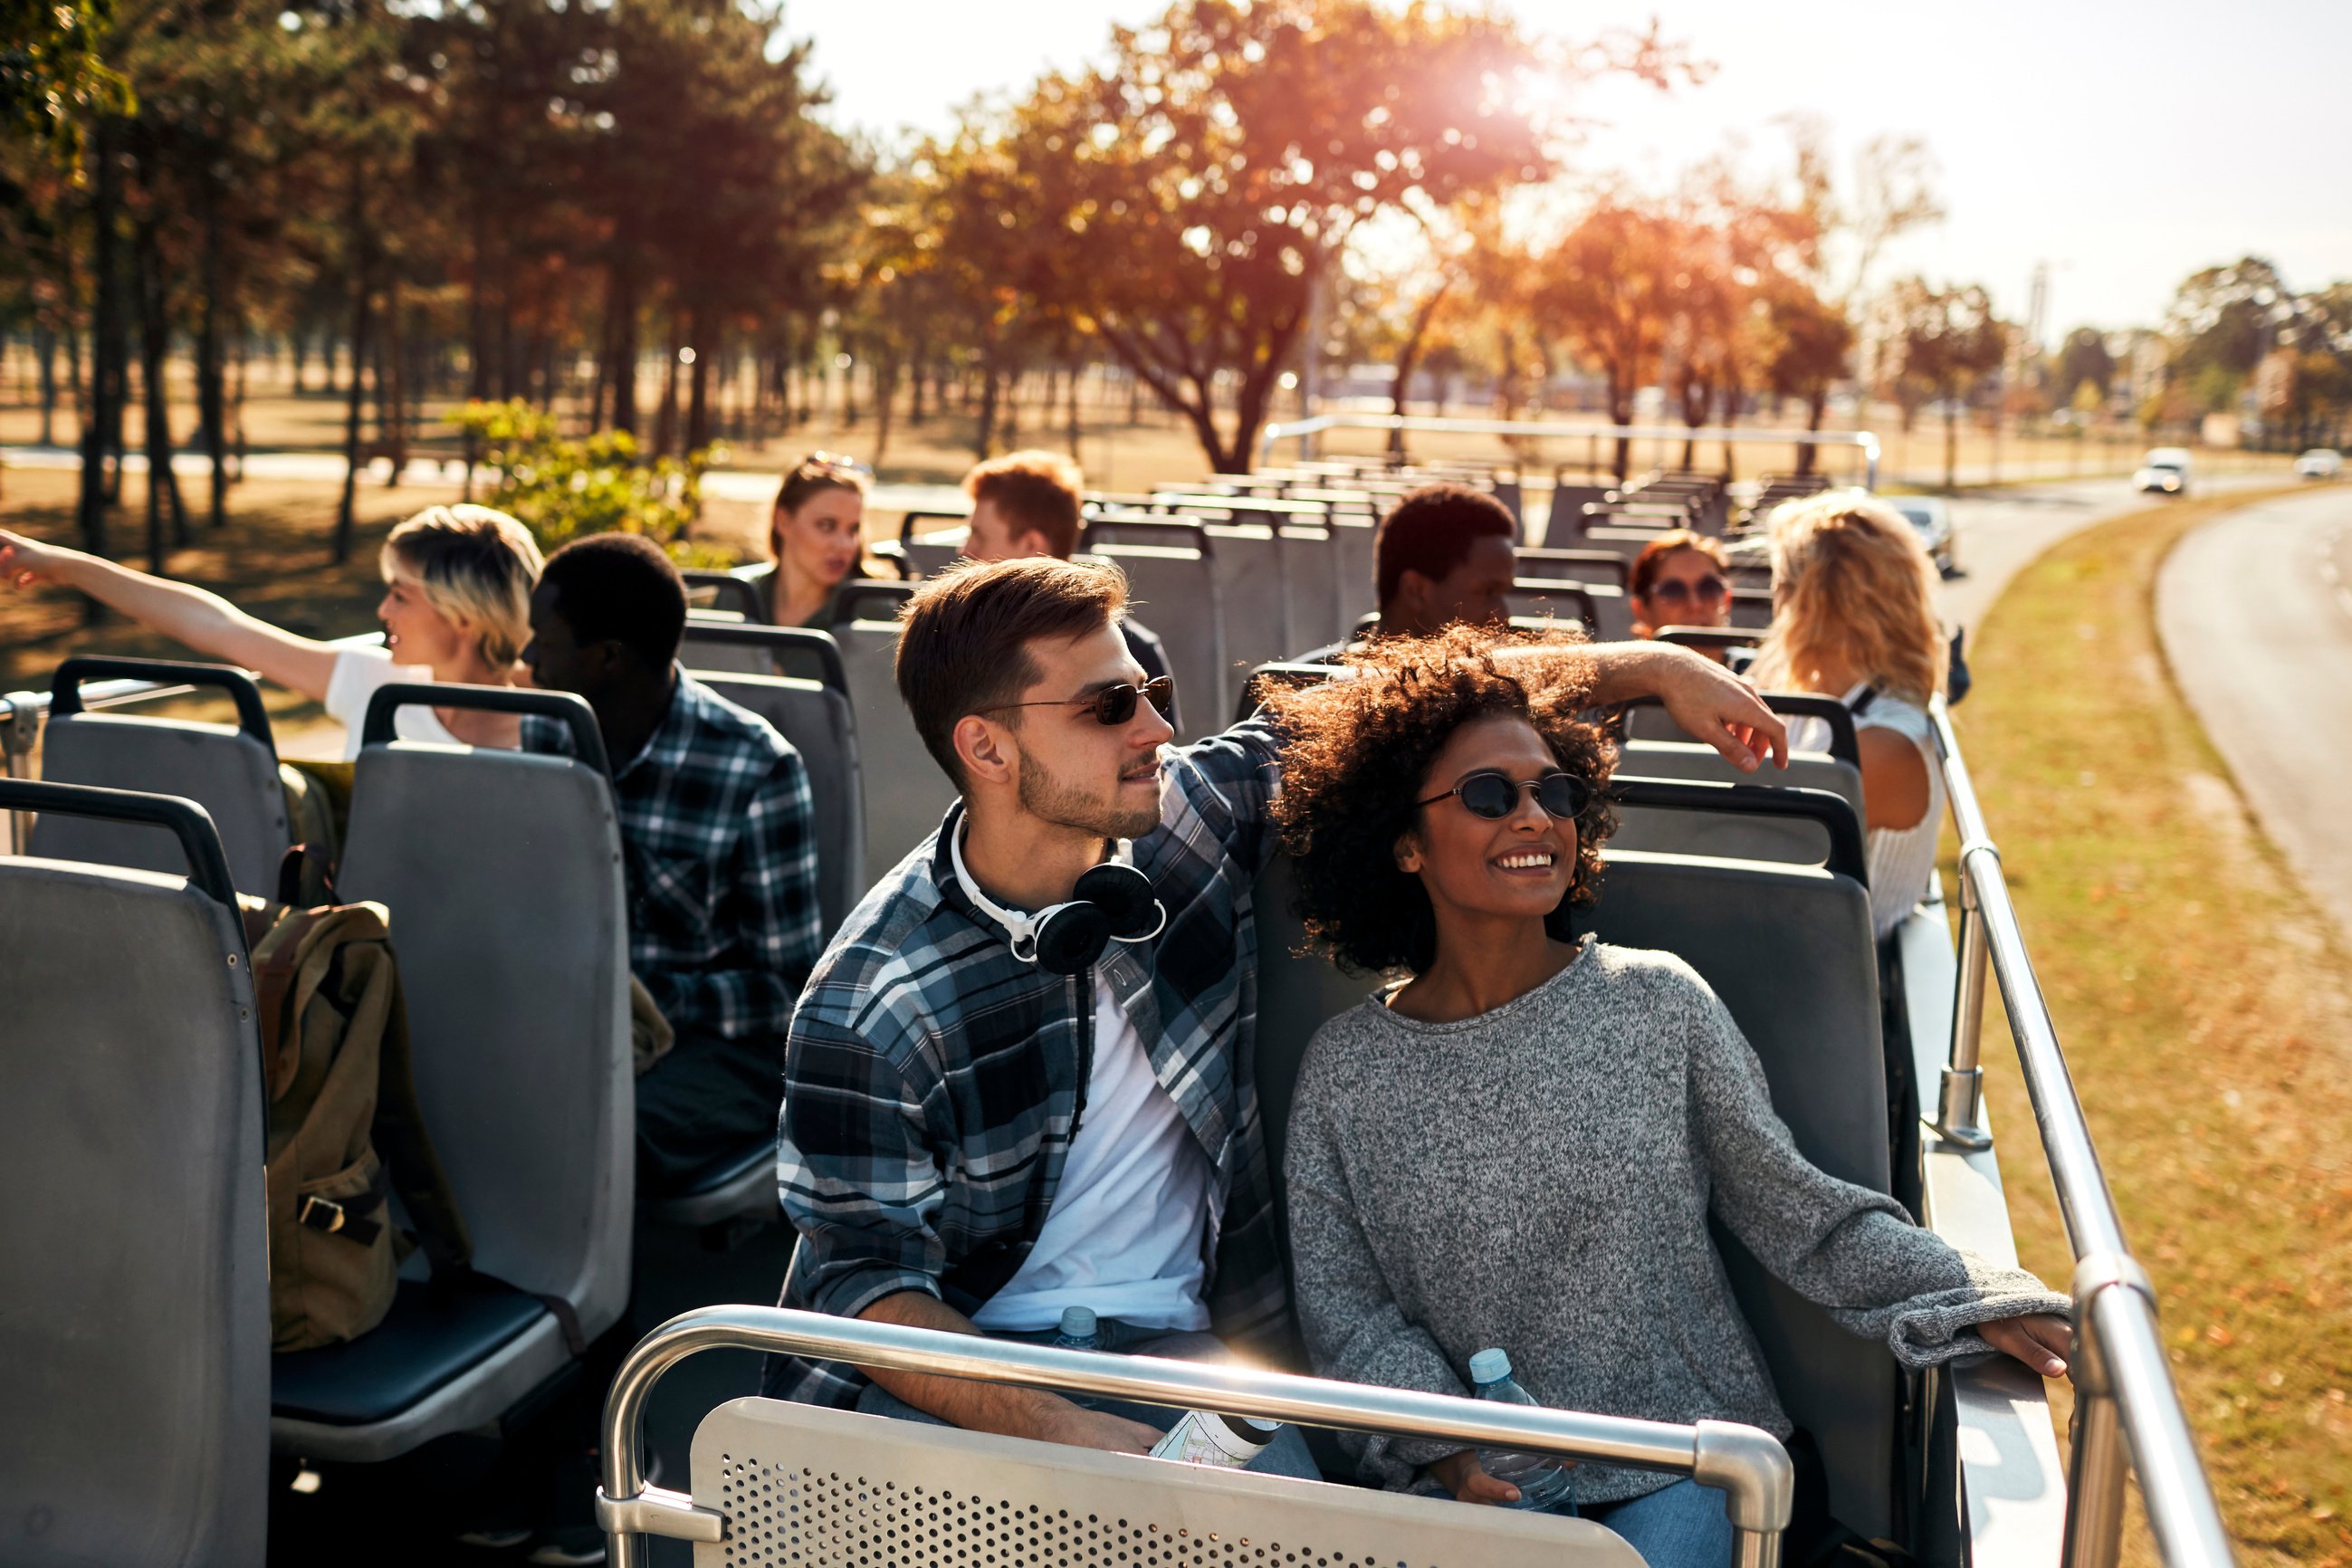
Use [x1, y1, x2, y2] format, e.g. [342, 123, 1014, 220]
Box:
[982, 676, 1177, 727]
[1416, 770, 1593, 820]
[1645, 574, 1728, 607]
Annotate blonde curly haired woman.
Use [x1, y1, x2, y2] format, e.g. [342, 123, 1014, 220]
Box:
[1748, 493, 1950, 941]
[0, 504, 543, 757]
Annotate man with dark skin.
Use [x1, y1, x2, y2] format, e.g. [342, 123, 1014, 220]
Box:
[1293, 483, 1518, 662]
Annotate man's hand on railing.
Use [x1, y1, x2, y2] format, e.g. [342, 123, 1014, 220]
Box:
[1979, 1313, 2073, 1381]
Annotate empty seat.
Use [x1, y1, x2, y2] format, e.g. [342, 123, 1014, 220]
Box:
[272, 684, 634, 1462]
[1611, 744, 1866, 867]
[1327, 514, 1379, 627]
[1277, 522, 1343, 651]
[1519, 548, 1631, 592]
[29, 656, 292, 896]
[1622, 693, 1860, 766]
[1, 780, 268, 1566]
[681, 610, 775, 675]
[1579, 526, 1684, 563]
[680, 569, 765, 620]
[1078, 521, 1226, 741]
[1506, 579, 1598, 637]
[829, 580, 916, 626]
[1200, 522, 1292, 693]
[680, 620, 851, 693]
[836, 620, 958, 873]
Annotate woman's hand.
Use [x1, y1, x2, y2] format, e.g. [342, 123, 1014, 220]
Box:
[0, 528, 76, 590]
[1980, 1313, 2072, 1380]
[1427, 1449, 1529, 1506]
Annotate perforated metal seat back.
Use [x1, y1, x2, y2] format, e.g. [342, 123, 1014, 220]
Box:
[31, 714, 290, 894]
[1571, 849, 1896, 1537]
[837, 621, 957, 870]
[0, 860, 267, 1567]
[689, 1397, 1643, 1567]
[338, 746, 633, 1336]
[1086, 544, 1225, 742]
[1611, 745, 1866, 867]
[695, 672, 866, 937]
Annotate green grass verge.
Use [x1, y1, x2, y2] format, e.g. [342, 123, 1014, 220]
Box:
[1957, 485, 2352, 1565]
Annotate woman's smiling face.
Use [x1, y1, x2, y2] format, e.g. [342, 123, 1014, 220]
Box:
[1396, 711, 1579, 925]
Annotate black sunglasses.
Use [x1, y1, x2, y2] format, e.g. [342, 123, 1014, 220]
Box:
[983, 676, 1177, 727]
[1417, 770, 1593, 820]
[1647, 574, 1728, 606]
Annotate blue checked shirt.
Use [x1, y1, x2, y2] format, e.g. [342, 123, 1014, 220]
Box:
[523, 672, 822, 1040]
[771, 717, 1290, 1407]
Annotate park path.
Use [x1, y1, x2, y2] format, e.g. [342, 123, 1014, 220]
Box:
[2156, 483, 2352, 945]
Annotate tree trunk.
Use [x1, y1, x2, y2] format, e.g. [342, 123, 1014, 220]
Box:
[35, 323, 57, 445]
[375, 282, 402, 489]
[1796, 392, 1827, 475]
[684, 308, 711, 454]
[198, 186, 229, 528]
[80, 120, 123, 556]
[1608, 373, 1633, 483]
[133, 215, 186, 569]
[610, 267, 639, 436]
[1942, 397, 1959, 492]
[652, 312, 681, 459]
[974, 360, 1000, 458]
[334, 194, 374, 564]
[1066, 359, 1083, 459]
[291, 326, 308, 394]
[871, 357, 898, 471]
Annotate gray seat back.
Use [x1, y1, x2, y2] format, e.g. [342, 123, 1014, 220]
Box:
[1519, 547, 1631, 591]
[1277, 522, 1343, 650]
[681, 570, 765, 620]
[1567, 848, 1894, 1538]
[1330, 514, 1379, 626]
[0, 783, 267, 1568]
[1506, 579, 1597, 636]
[29, 657, 290, 895]
[694, 671, 866, 937]
[1080, 535, 1225, 742]
[836, 620, 957, 873]
[682, 620, 850, 692]
[337, 690, 633, 1340]
[903, 525, 968, 579]
[1200, 522, 1292, 697]
[1612, 741, 1866, 865]
[1577, 526, 1678, 562]
[693, 1394, 1643, 1566]
[682, 610, 775, 675]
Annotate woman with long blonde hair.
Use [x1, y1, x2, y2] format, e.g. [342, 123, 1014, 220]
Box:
[1748, 493, 1949, 940]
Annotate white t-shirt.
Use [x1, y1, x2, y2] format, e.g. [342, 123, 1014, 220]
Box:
[323, 648, 461, 760]
[1789, 683, 1946, 941]
[970, 974, 1215, 1334]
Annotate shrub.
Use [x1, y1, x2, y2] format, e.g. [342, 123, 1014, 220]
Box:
[446, 399, 733, 567]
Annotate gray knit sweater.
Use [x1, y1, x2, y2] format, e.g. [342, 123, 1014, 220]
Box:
[1285, 938, 2070, 1502]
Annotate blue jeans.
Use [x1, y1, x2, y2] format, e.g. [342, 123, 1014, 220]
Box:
[1587, 1478, 1733, 1567]
[852, 1319, 1323, 1481]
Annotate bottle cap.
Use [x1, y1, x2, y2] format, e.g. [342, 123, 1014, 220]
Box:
[1058, 1305, 1098, 1341]
[1468, 1348, 1513, 1385]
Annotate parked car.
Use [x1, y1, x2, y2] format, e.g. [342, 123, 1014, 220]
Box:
[2295, 448, 2343, 480]
[1893, 497, 1959, 575]
[2134, 447, 2192, 496]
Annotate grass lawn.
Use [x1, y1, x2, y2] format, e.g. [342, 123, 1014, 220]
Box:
[1955, 487, 2352, 1564]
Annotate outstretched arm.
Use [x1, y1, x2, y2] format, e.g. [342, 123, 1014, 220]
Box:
[1559, 639, 1789, 772]
[0, 528, 341, 701]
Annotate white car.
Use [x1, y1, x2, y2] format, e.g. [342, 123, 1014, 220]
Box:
[1892, 498, 1959, 575]
[2296, 448, 2343, 480]
[2135, 447, 2192, 496]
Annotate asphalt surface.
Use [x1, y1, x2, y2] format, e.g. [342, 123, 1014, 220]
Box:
[2156, 483, 2352, 943]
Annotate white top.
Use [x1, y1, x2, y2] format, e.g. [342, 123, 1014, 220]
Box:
[1791, 683, 1946, 941]
[970, 972, 1215, 1334]
[323, 648, 461, 760]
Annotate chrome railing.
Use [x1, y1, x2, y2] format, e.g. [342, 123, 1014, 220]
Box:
[1927, 698, 2235, 1568]
[0, 633, 384, 854]
[595, 1306, 1794, 1568]
[1257, 414, 1882, 491]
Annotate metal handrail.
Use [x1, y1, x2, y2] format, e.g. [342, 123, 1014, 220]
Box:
[1257, 414, 1882, 490]
[1927, 698, 2235, 1568]
[0, 633, 385, 854]
[596, 1306, 1795, 1568]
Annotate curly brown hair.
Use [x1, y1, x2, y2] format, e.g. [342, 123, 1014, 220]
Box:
[1262, 626, 1619, 975]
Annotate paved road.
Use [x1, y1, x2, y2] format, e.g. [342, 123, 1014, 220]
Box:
[2157, 483, 2352, 942]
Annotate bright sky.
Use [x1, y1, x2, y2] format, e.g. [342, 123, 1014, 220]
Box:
[798, 0, 2352, 341]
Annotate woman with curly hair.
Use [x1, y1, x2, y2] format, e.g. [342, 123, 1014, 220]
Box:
[1262, 627, 2070, 1566]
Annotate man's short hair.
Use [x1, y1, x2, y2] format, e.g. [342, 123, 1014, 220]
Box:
[964, 450, 1085, 559]
[540, 533, 687, 671]
[896, 556, 1127, 786]
[1374, 483, 1518, 608]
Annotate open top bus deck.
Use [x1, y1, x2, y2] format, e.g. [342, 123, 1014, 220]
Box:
[0, 421, 2231, 1568]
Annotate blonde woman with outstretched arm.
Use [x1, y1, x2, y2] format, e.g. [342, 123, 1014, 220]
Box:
[0, 505, 544, 758]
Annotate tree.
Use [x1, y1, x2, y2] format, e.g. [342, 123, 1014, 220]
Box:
[1887, 278, 2007, 491]
[1003, 0, 1650, 472]
[2163, 256, 2292, 411]
[1754, 274, 1853, 472]
[1, 0, 131, 172]
[1529, 199, 1678, 479]
[2051, 326, 2117, 408]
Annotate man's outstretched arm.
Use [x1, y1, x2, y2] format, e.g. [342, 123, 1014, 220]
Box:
[1561, 639, 1790, 771]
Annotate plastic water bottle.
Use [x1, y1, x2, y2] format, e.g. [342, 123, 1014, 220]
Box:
[1051, 1305, 1101, 1351]
[1468, 1349, 1577, 1513]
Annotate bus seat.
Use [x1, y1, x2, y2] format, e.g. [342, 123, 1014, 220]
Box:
[1612, 743, 1867, 869]
[685, 1394, 1645, 1566]
[829, 580, 916, 627]
[682, 620, 848, 692]
[29, 656, 291, 896]
[1278, 522, 1343, 650]
[1622, 693, 1861, 768]
[272, 686, 633, 1463]
[1330, 513, 1379, 626]
[1077, 531, 1225, 741]
[837, 620, 958, 872]
[1200, 522, 1293, 700]
[0, 782, 268, 1567]
[1518, 547, 1631, 592]
[903, 525, 969, 579]
[690, 670, 865, 941]
[681, 609, 774, 675]
[680, 570, 764, 620]
[1506, 580, 1599, 637]
[1566, 847, 1896, 1539]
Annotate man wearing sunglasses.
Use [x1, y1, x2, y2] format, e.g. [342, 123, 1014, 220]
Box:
[770, 555, 1785, 1463]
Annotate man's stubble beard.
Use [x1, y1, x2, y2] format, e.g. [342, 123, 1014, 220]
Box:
[1014, 744, 1163, 842]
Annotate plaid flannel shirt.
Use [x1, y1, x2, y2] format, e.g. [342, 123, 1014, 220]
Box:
[770, 716, 1290, 1407]
[522, 671, 822, 1040]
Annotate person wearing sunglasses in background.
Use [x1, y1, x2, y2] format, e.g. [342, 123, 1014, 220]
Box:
[1261, 629, 2072, 1567]
[1628, 531, 1737, 663]
[767, 555, 1791, 1468]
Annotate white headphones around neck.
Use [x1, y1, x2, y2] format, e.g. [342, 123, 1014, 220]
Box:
[951, 822, 1168, 975]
